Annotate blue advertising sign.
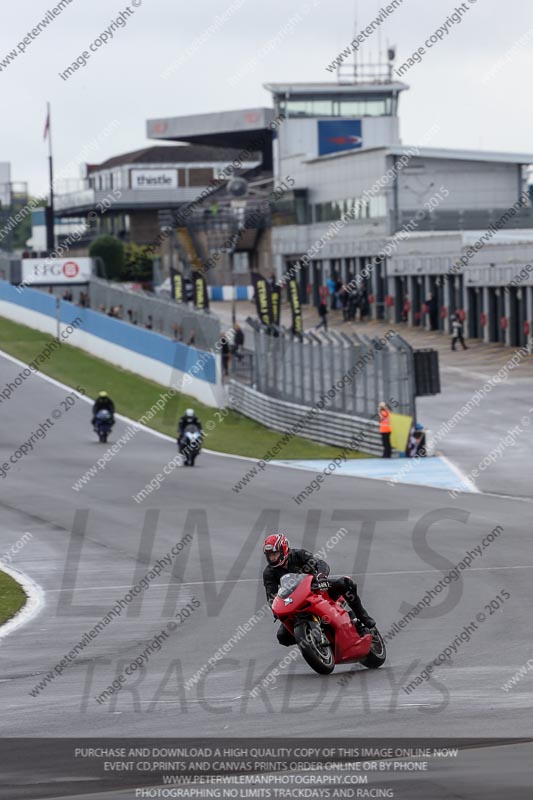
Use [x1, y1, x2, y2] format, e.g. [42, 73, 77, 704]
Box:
[318, 120, 363, 156]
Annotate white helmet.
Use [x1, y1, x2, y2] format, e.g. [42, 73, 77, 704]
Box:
[186, 408, 194, 417]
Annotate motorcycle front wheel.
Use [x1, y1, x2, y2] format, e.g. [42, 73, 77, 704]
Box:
[294, 621, 334, 675]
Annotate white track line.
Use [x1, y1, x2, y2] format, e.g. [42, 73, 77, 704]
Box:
[437, 452, 481, 494]
[0, 565, 44, 641]
[0, 348, 259, 462]
[40, 563, 533, 592]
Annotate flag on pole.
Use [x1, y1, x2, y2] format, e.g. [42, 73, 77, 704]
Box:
[43, 105, 50, 141]
[251, 272, 273, 327]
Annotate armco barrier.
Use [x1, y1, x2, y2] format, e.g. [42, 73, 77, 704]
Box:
[0, 281, 224, 407]
[228, 380, 382, 456]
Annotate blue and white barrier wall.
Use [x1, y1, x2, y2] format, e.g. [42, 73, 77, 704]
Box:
[0, 282, 224, 407]
[208, 285, 253, 302]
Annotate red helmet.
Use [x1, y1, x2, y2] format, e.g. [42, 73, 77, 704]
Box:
[263, 533, 290, 567]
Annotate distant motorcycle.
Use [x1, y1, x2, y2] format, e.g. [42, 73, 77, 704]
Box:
[178, 423, 202, 467]
[272, 573, 386, 675]
[94, 409, 113, 443]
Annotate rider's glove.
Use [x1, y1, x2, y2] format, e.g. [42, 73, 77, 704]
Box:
[313, 573, 330, 592]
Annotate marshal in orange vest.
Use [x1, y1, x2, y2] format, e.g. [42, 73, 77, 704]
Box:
[379, 405, 392, 433]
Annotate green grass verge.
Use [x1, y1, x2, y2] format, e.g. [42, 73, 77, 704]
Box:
[0, 314, 368, 460]
[0, 570, 27, 626]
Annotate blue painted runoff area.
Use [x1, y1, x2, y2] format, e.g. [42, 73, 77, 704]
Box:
[0, 281, 217, 384]
[272, 456, 477, 493]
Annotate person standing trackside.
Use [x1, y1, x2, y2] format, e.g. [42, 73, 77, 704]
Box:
[379, 401, 392, 458]
[451, 313, 468, 351]
[316, 301, 328, 331]
[427, 293, 439, 331]
[232, 324, 244, 361]
[221, 334, 230, 377]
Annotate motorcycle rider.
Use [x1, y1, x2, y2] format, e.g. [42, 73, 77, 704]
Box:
[177, 408, 202, 448]
[92, 391, 115, 427]
[263, 533, 376, 647]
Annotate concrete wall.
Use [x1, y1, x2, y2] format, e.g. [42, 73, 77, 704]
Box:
[398, 158, 520, 212]
[0, 281, 225, 407]
[290, 147, 391, 205]
[279, 117, 400, 169]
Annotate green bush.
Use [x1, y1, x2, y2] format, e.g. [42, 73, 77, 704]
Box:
[122, 242, 154, 282]
[89, 235, 125, 280]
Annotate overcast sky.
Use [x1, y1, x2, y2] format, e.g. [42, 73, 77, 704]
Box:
[2, 0, 533, 195]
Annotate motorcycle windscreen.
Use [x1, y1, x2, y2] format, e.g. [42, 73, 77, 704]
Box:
[277, 573, 307, 599]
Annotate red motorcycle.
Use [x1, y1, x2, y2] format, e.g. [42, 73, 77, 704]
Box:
[272, 574, 386, 675]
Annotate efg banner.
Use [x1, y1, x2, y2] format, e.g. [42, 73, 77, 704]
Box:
[318, 119, 363, 156]
[271, 284, 281, 326]
[252, 272, 273, 326]
[20, 257, 93, 285]
[288, 277, 303, 336]
[192, 271, 209, 310]
[170, 268, 184, 303]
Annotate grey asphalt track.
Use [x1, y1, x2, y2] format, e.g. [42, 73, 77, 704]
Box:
[0, 352, 532, 798]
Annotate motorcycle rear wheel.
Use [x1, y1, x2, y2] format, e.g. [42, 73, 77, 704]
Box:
[294, 622, 335, 675]
[362, 628, 386, 668]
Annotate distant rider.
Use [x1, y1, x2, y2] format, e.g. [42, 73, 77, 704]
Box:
[92, 391, 115, 427]
[178, 408, 202, 444]
[262, 533, 376, 648]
